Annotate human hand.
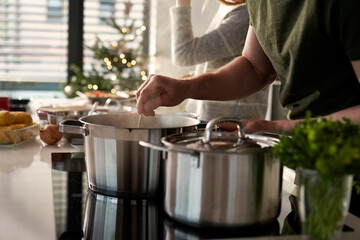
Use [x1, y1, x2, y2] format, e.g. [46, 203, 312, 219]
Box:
[240, 119, 279, 134]
[136, 74, 188, 116]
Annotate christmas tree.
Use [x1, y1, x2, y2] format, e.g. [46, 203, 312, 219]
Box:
[64, 1, 149, 98]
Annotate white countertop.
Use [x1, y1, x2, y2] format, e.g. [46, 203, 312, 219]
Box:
[0, 137, 359, 240]
[0, 138, 77, 240]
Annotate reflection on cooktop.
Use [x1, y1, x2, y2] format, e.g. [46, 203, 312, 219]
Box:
[164, 218, 279, 239]
[51, 152, 87, 239]
[84, 191, 162, 240]
[50, 152, 287, 240]
[52, 152, 86, 173]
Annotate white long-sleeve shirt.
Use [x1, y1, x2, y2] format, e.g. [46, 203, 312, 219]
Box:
[170, 4, 269, 121]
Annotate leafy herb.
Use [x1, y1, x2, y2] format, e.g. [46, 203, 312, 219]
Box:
[273, 112, 360, 240]
[273, 112, 360, 185]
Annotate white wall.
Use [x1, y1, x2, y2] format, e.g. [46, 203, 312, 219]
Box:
[149, 0, 219, 77]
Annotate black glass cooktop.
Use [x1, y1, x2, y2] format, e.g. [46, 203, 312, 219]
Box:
[51, 152, 354, 240]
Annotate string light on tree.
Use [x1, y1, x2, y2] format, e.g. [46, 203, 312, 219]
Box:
[64, 85, 74, 97]
[63, 0, 149, 98]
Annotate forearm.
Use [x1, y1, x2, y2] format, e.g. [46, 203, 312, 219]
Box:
[324, 105, 360, 124]
[187, 56, 276, 101]
[271, 104, 360, 135]
[176, 0, 190, 6]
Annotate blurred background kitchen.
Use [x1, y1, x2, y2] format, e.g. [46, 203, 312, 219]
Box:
[0, 0, 286, 120]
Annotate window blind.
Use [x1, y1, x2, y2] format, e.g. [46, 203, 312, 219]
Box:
[0, 0, 68, 82]
[0, 0, 147, 83]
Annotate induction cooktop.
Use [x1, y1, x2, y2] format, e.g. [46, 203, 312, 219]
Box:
[50, 152, 354, 240]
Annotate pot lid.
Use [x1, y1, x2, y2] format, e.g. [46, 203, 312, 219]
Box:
[161, 118, 279, 153]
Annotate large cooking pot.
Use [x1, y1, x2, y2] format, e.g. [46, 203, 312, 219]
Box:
[59, 112, 200, 198]
[140, 118, 282, 227]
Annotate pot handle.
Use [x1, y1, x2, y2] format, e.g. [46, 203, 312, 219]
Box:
[59, 119, 88, 136]
[139, 141, 198, 155]
[105, 97, 136, 112]
[139, 141, 168, 152]
[204, 117, 245, 147]
[254, 131, 290, 139]
[104, 98, 121, 110]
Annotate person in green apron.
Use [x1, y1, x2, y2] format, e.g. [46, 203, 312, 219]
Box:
[136, 0, 360, 220]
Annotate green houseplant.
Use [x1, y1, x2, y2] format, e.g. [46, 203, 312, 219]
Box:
[273, 113, 360, 240]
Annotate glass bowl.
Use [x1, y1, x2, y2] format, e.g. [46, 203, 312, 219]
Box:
[0, 123, 41, 148]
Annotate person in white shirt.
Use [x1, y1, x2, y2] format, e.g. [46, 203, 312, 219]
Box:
[170, 0, 269, 122]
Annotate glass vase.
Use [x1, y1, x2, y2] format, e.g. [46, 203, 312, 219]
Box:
[297, 168, 353, 240]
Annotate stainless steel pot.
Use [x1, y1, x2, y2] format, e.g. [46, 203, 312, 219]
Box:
[59, 112, 200, 198]
[37, 104, 102, 121]
[140, 118, 282, 227]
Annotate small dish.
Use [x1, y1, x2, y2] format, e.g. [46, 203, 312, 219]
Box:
[0, 123, 41, 148]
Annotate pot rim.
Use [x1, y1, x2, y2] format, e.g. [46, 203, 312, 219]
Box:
[78, 112, 201, 130]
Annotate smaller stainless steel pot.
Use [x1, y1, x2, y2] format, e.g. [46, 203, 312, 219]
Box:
[37, 105, 93, 120]
[47, 110, 90, 124]
[140, 118, 282, 228]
